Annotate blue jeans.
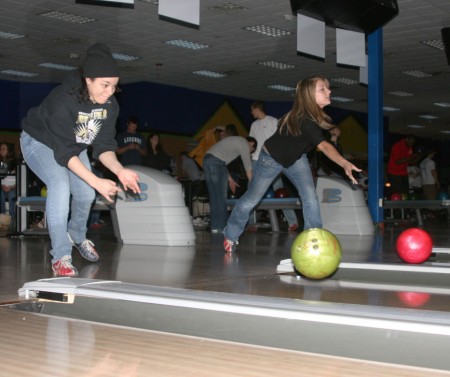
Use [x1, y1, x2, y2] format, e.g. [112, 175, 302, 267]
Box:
[1, 188, 16, 217]
[247, 159, 297, 227]
[20, 132, 95, 263]
[224, 150, 321, 242]
[203, 154, 229, 231]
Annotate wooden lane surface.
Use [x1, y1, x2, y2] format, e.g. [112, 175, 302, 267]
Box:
[1, 307, 449, 377]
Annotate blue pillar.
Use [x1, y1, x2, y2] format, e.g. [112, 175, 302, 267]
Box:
[367, 29, 384, 223]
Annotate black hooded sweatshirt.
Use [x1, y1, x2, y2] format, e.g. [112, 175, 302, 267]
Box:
[21, 71, 119, 167]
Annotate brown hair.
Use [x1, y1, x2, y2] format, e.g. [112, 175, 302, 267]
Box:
[278, 76, 332, 136]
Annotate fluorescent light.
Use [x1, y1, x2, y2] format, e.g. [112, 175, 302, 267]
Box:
[1, 69, 38, 77]
[268, 84, 296, 92]
[407, 125, 425, 129]
[259, 61, 295, 70]
[331, 96, 354, 102]
[383, 106, 400, 112]
[112, 53, 140, 61]
[418, 115, 438, 120]
[434, 102, 450, 108]
[0, 31, 25, 39]
[331, 77, 359, 85]
[421, 39, 444, 50]
[439, 130, 450, 134]
[37, 11, 96, 24]
[193, 70, 226, 78]
[402, 70, 432, 78]
[244, 25, 291, 37]
[210, 3, 246, 12]
[39, 63, 77, 70]
[166, 39, 209, 50]
[388, 91, 413, 97]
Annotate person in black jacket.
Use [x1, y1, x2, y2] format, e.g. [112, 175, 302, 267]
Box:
[143, 133, 173, 174]
[20, 43, 140, 277]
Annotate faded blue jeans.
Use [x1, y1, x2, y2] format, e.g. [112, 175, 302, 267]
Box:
[203, 154, 229, 232]
[247, 159, 298, 227]
[20, 132, 95, 263]
[224, 150, 321, 242]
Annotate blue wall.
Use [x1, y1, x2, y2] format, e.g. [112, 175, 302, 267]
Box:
[1, 78, 366, 136]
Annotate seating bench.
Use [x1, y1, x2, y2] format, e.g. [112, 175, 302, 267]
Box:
[383, 199, 450, 226]
[226, 197, 302, 232]
[16, 196, 114, 234]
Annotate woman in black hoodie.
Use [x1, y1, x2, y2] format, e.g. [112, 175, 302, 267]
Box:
[20, 43, 140, 277]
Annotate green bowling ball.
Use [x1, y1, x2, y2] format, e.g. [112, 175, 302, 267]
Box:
[290, 228, 342, 279]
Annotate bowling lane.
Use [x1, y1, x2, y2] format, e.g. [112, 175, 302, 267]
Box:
[8, 277, 450, 371]
[3, 306, 449, 377]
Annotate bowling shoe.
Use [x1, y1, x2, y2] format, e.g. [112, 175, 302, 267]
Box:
[52, 255, 78, 277]
[288, 223, 299, 232]
[223, 237, 238, 253]
[71, 239, 99, 262]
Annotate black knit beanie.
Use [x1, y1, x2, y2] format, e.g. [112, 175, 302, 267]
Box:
[81, 43, 120, 78]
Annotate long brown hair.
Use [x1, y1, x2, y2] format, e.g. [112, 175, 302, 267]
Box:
[278, 76, 333, 136]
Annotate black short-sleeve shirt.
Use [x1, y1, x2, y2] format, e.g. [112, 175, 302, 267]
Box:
[264, 117, 326, 168]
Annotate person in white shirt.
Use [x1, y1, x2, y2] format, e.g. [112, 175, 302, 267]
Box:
[420, 149, 440, 200]
[248, 101, 298, 232]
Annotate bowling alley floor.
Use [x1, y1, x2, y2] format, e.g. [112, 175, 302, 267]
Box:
[2, 211, 450, 376]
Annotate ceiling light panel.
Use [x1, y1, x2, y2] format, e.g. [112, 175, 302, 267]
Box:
[331, 96, 354, 102]
[418, 115, 438, 120]
[166, 40, 209, 50]
[0, 31, 25, 39]
[402, 70, 432, 78]
[112, 53, 140, 61]
[383, 106, 400, 112]
[244, 25, 291, 37]
[259, 61, 295, 70]
[388, 91, 413, 97]
[331, 78, 359, 85]
[210, 3, 247, 12]
[268, 84, 295, 92]
[420, 39, 444, 50]
[37, 11, 96, 24]
[1, 70, 38, 77]
[193, 70, 226, 78]
[434, 102, 450, 108]
[39, 63, 77, 70]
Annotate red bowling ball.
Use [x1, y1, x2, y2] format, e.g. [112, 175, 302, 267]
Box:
[396, 228, 433, 264]
[275, 188, 290, 198]
[390, 192, 403, 201]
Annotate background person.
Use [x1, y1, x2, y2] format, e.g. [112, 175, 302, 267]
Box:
[387, 135, 419, 197]
[248, 100, 298, 232]
[0, 142, 17, 218]
[203, 136, 256, 233]
[143, 133, 173, 174]
[20, 43, 140, 277]
[420, 149, 440, 200]
[115, 115, 147, 166]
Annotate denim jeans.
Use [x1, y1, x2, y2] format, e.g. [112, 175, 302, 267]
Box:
[203, 154, 229, 232]
[20, 132, 95, 263]
[224, 150, 321, 242]
[1, 188, 16, 217]
[247, 159, 297, 227]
